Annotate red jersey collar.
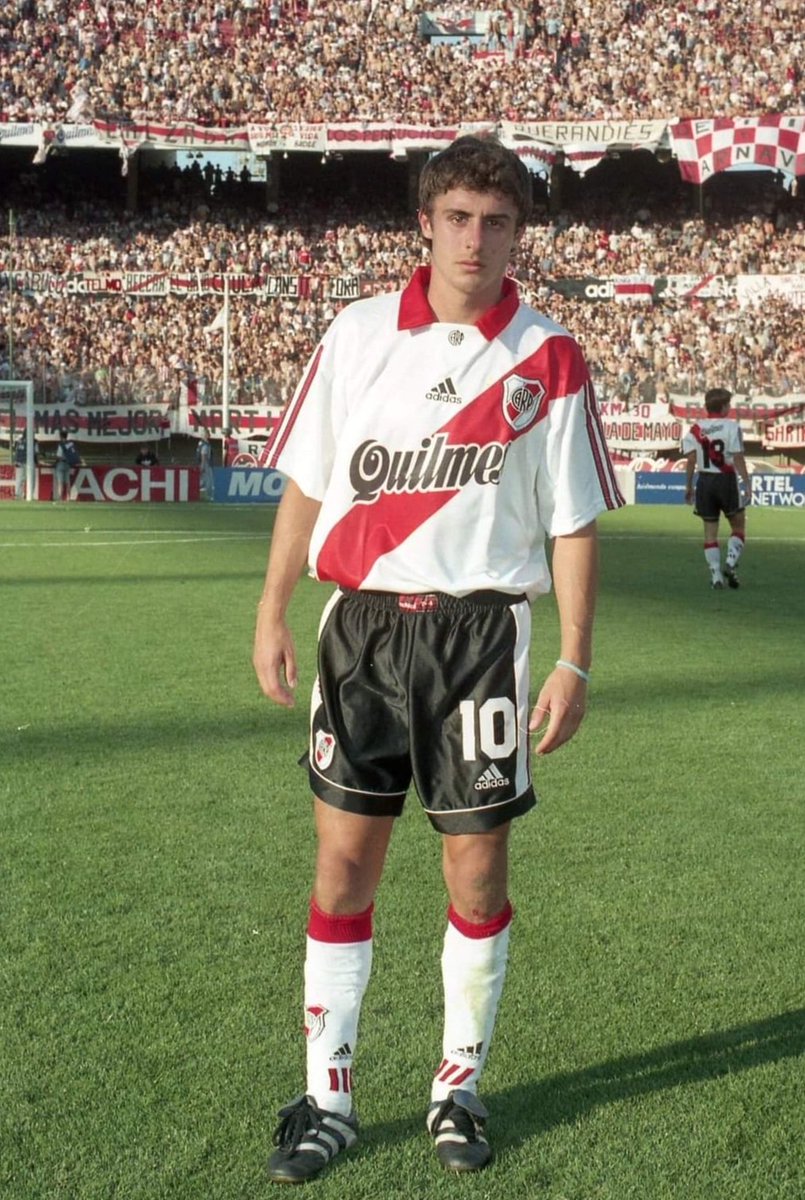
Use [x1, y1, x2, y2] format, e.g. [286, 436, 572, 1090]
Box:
[398, 266, 520, 340]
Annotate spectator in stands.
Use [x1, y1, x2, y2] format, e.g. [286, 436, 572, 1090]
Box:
[1, 0, 804, 125]
[135, 444, 159, 466]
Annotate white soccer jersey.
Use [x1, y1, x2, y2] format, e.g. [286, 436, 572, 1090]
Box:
[681, 416, 744, 474]
[266, 267, 624, 600]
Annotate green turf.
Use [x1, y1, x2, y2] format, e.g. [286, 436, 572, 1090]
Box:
[1, 501, 803, 1200]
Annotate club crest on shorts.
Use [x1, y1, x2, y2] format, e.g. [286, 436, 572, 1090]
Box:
[314, 729, 336, 771]
[501, 374, 546, 431]
[304, 1004, 328, 1041]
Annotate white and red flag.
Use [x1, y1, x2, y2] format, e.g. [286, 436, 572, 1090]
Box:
[669, 116, 805, 186]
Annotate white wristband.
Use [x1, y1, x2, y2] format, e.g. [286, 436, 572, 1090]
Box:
[555, 659, 590, 683]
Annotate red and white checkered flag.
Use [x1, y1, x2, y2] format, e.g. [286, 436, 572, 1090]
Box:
[669, 116, 805, 186]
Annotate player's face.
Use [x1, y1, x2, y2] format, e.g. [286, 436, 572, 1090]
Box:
[419, 187, 523, 320]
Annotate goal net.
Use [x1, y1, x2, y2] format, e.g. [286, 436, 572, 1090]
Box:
[0, 381, 35, 500]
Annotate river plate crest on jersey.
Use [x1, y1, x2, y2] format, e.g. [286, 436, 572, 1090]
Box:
[502, 375, 546, 432]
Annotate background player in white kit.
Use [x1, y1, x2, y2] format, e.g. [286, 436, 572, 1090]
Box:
[683, 386, 750, 589]
[253, 136, 624, 1183]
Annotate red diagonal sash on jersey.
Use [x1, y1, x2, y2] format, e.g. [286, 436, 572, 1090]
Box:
[316, 335, 589, 589]
[689, 422, 734, 473]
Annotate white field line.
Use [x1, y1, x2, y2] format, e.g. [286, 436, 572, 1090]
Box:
[601, 534, 805, 543]
[0, 533, 268, 549]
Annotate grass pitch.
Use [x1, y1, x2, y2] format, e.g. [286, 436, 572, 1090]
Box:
[1, 501, 803, 1200]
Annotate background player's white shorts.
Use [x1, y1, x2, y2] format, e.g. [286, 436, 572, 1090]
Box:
[307, 589, 536, 834]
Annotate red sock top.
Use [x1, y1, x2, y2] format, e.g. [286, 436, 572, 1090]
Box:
[448, 900, 513, 940]
[307, 898, 374, 943]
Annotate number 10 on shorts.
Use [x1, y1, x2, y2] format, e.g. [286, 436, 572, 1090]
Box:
[459, 698, 517, 761]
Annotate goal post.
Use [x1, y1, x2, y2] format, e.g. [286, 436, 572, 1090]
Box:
[0, 381, 35, 500]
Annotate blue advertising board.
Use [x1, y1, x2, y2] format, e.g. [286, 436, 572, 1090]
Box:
[750, 473, 805, 507]
[213, 467, 287, 504]
[635, 474, 687, 504]
[635, 471, 805, 507]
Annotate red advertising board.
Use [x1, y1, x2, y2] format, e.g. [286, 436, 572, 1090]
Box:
[1, 465, 200, 502]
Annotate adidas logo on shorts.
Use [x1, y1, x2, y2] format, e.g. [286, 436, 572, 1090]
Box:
[474, 764, 509, 791]
[426, 377, 462, 404]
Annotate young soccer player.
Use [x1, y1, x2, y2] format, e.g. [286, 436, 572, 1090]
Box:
[253, 135, 624, 1182]
[683, 386, 750, 588]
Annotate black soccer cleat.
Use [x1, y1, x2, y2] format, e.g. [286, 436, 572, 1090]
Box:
[267, 1094, 358, 1184]
[426, 1089, 492, 1172]
[724, 566, 740, 589]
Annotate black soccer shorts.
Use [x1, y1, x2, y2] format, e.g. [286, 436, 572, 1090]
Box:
[694, 472, 743, 521]
[307, 588, 537, 834]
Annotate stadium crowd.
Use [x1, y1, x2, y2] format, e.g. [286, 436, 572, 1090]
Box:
[0, 0, 803, 126]
[1, 2, 804, 411]
[2, 187, 804, 408]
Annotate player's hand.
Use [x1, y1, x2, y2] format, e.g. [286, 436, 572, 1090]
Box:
[253, 613, 298, 708]
[528, 668, 587, 755]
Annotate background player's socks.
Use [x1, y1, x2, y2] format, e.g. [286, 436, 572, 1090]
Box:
[726, 532, 745, 569]
[431, 902, 513, 1103]
[304, 900, 373, 1116]
[704, 542, 723, 585]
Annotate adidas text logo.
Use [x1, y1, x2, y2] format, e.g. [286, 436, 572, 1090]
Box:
[425, 377, 462, 404]
[474, 764, 509, 791]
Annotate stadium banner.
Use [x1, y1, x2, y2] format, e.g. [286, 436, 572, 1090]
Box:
[669, 394, 805, 422]
[214, 467, 286, 504]
[635, 473, 687, 504]
[92, 118, 251, 150]
[420, 10, 526, 37]
[179, 405, 280, 437]
[33, 465, 199, 502]
[0, 404, 172, 442]
[735, 274, 805, 310]
[0, 269, 361, 300]
[0, 121, 39, 146]
[762, 419, 805, 448]
[2, 263, 802, 313]
[668, 116, 805, 186]
[247, 123, 327, 154]
[600, 401, 684, 451]
[614, 275, 655, 302]
[654, 273, 738, 300]
[502, 119, 667, 176]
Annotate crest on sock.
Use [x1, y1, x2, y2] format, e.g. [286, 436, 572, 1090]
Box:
[304, 1004, 328, 1041]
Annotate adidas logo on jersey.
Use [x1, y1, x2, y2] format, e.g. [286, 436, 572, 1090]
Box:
[329, 1043, 353, 1061]
[474, 764, 509, 791]
[425, 377, 462, 404]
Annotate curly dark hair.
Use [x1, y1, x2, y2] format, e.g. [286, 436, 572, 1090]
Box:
[418, 136, 533, 231]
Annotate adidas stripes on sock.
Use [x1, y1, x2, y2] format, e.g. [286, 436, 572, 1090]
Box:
[304, 900, 373, 1116]
[431, 901, 513, 1103]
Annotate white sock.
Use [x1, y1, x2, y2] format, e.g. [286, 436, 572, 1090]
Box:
[704, 543, 722, 579]
[431, 902, 513, 1103]
[726, 534, 745, 568]
[304, 901, 373, 1115]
